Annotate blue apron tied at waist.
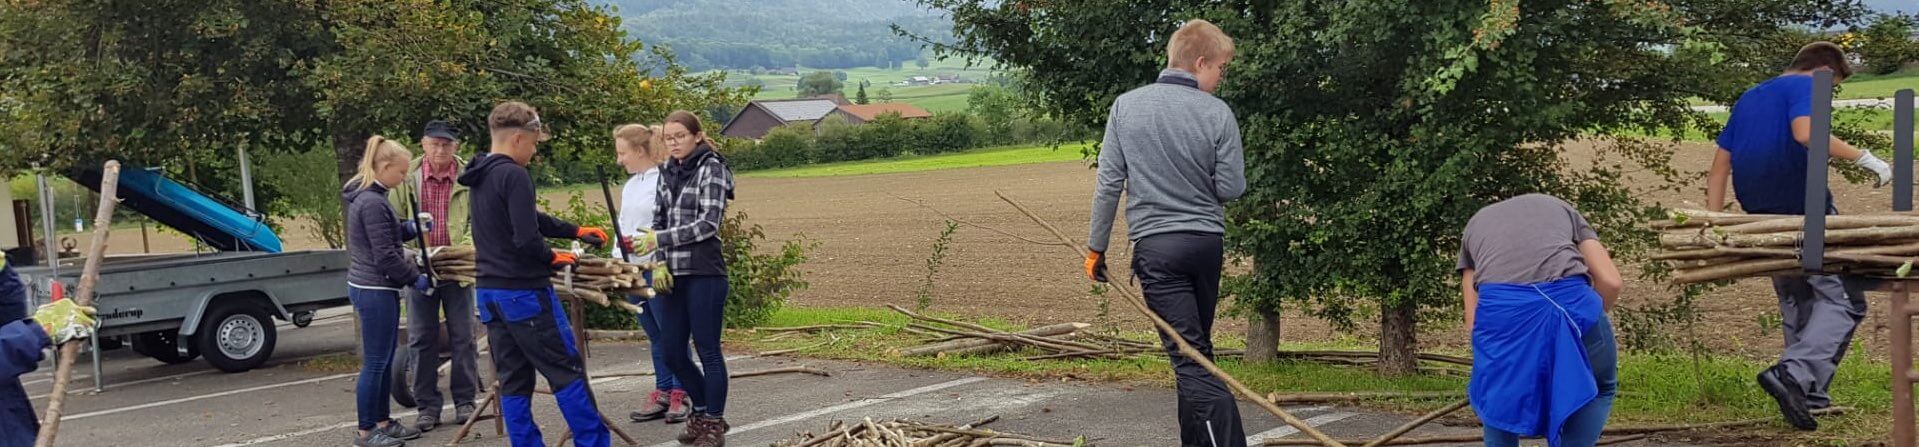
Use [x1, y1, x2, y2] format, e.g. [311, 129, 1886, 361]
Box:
[1469, 275, 1606, 447]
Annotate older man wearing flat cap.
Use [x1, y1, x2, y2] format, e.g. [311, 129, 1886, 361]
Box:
[388, 119, 480, 432]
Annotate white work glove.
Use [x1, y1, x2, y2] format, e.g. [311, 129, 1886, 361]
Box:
[1855, 151, 1893, 188]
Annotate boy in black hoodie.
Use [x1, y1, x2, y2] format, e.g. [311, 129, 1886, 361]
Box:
[458, 101, 612, 447]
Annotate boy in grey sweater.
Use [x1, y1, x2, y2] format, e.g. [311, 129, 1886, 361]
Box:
[1085, 18, 1247, 447]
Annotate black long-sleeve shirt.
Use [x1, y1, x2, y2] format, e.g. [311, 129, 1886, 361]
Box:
[459, 153, 579, 289]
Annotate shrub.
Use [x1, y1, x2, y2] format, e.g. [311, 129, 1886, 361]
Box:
[721, 211, 812, 328]
[257, 148, 346, 249]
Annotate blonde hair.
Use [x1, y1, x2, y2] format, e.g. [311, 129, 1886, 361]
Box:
[1167, 19, 1234, 70]
[613, 123, 666, 163]
[346, 135, 412, 191]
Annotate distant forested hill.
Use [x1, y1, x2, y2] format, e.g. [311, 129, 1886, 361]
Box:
[598, 0, 950, 71]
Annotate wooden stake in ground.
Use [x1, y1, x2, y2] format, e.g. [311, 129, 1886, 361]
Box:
[993, 191, 1346, 447]
[35, 160, 121, 447]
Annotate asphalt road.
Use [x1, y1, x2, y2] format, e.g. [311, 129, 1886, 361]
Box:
[16, 309, 1679, 447]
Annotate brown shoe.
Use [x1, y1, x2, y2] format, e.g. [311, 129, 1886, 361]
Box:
[691, 415, 727, 447]
[676, 415, 705, 444]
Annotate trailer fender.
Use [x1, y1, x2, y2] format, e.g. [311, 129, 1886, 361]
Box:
[178, 289, 289, 337]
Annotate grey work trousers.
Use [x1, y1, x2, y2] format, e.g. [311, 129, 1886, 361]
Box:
[408, 284, 482, 415]
[1769, 274, 1869, 409]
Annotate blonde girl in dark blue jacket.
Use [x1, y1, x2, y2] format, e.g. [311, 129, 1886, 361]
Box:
[344, 136, 432, 447]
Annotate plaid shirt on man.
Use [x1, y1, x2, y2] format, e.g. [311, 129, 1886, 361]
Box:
[653, 146, 734, 276]
[419, 160, 457, 247]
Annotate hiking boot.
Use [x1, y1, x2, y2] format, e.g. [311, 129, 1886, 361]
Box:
[677, 413, 729, 444]
[664, 389, 692, 424]
[452, 403, 477, 425]
[381, 421, 425, 441]
[676, 415, 704, 444]
[631, 390, 670, 422]
[690, 414, 728, 447]
[354, 431, 406, 447]
[1758, 365, 1818, 430]
[414, 413, 439, 433]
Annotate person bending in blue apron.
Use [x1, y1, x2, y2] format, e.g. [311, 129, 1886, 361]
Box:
[2, 254, 99, 447]
[1704, 42, 1884, 431]
[459, 101, 612, 447]
[1458, 194, 1624, 447]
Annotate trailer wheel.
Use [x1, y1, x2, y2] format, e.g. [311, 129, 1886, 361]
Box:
[390, 343, 419, 408]
[132, 331, 199, 364]
[291, 311, 315, 328]
[198, 301, 278, 372]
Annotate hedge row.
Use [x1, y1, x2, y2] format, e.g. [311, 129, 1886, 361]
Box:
[725, 113, 1089, 171]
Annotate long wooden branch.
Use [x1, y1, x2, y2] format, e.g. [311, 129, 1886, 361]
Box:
[994, 190, 1346, 447]
[36, 161, 121, 447]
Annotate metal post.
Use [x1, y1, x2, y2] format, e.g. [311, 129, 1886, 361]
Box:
[36, 174, 58, 275]
[1899, 88, 1915, 212]
[89, 333, 102, 392]
[1894, 283, 1915, 447]
[237, 146, 256, 214]
[1803, 70, 1834, 272]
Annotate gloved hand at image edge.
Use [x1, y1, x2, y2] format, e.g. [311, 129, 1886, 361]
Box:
[34, 299, 98, 345]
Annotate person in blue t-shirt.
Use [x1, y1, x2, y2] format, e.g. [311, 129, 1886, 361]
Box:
[1702, 41, 1883, 432]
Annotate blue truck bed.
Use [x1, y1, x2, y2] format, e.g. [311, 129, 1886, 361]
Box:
[70, 165, 282, 252]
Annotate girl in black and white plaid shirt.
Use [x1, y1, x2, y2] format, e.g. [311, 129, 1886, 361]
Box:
[631, 110, 735, 447]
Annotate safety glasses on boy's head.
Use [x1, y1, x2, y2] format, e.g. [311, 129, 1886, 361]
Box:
[526, 113, 553, 142]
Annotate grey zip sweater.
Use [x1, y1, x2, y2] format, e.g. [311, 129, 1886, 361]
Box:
[1087, 68, 1247, 253]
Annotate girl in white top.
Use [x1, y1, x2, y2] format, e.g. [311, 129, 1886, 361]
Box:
[612, 123, 692, 423]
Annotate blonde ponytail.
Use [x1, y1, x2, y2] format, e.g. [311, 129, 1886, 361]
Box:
[346, 135, 412, 191]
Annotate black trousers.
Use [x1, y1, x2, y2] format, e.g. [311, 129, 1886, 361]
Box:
[1134, 232, 1246, 447]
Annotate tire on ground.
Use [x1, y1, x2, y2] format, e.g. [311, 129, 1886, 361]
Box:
[196, 300, 278, 372]
[390, 343, 419, 408]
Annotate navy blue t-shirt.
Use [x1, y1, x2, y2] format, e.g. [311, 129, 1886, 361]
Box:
[0, 257, 25, 325]
[1718, 74, 1832, 216]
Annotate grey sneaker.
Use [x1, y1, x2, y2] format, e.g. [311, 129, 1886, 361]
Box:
[381, 422, 424, 441]
[414, 413, 439, 433]
[452, 403, 477, 425]
[354, 431, 406, 447]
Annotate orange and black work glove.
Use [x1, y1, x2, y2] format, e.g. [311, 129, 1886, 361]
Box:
[576, 227, 608, 248]
[1084, 250, 1109, 283]
[551, 250, 579, 269]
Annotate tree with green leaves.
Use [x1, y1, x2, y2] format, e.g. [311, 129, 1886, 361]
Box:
[1856, 13, 1917, 75]
[0, 0, 746, 190]
[876, 87, 896, 102]
[856, 81, 872, 104]
[918, 0, 1878, 374]
[798, 71, 846, 97]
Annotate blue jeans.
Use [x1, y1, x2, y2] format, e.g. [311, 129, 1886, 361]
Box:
[350, 287, 402, 431]
[1484, 318, 1617, 447]
[628, 294, 684, 391]
[654, 275, 729, 416]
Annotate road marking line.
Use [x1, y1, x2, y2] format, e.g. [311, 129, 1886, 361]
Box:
[207, 357, 762, 446]
[21, 373, 91, 387]
[644, 377, 989, 447]
[212, 404, 456, 447]
[60, 373, 356, 421]
[1243, 411, 1358, 444]
[28, 351, 348, 400]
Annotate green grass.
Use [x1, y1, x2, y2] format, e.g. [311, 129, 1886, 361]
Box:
[1839, 68, 1919, 100]
[727, 59, 994, 113]
[739, 142, 1090, 179]
[733, 306, 1897, 444]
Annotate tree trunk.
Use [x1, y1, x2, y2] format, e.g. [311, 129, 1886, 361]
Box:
[1377, 300, 1418, 376]
[1244, 305, 1282, 364]
[335, 130, 368, 185]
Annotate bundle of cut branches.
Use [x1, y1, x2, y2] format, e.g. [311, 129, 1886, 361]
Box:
[771, 416, 1086, 447]
[1653, 209, 1919, 284]
[425, 245, 649, 313]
